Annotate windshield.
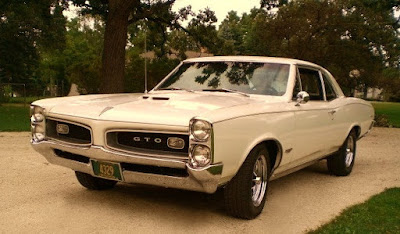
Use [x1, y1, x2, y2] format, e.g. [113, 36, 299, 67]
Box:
[157, 62, 290, 96]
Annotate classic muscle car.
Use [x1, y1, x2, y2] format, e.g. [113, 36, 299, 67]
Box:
[31, 56, 374, 219]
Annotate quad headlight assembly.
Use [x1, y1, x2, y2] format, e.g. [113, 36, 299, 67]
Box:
[189, 118, 213, 168]
[30, 105, 45, 142]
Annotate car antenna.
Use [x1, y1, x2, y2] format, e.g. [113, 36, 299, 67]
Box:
[144, 25, 148, 94]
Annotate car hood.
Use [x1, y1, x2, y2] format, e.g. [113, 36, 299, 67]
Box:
[40, 92, 268, 126]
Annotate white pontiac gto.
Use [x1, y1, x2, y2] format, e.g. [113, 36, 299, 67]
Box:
[31, 56, 374, 219]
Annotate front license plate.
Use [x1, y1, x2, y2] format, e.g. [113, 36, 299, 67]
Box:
[91, 160, 123, 181]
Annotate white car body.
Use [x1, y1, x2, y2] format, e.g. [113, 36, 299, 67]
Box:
[31, 56, 374, 218]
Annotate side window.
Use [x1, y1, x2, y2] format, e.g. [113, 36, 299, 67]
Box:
[298, 68, 324, 101]
[322, 73, 337, 101]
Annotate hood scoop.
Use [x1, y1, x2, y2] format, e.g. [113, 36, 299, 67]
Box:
[142, 96, 170, 101]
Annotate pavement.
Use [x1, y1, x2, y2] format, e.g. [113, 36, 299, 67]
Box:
[0, 128, 399, 233]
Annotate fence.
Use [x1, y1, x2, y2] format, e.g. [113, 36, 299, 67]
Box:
[0, 83, 66, 106]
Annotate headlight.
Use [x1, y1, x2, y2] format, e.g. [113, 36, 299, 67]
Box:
[190, 119, 212, 141]
[190, 145, 211, 168]
[31, 113, 44, 123]
[30, 105, 45, 142]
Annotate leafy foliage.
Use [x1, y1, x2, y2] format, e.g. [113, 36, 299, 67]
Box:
[0, 0, 68, 95]
[1, 0, 399, 97]
[215, 0, 399, 96]
[64, 18, 104, 93]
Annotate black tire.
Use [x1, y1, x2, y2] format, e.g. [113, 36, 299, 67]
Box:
[75, 171, 117, 190]
[327, 130, 357, 176]
[224, 144, 271, 219]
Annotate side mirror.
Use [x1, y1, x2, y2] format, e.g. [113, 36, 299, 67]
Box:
[296, 91, 310, 106]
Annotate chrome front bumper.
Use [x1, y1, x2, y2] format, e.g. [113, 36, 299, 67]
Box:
[32, 140, 223, 194]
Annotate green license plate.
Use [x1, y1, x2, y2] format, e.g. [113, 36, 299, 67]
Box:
[91, 160, 123, 181]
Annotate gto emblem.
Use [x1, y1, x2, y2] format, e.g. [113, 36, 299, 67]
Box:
[133, 137, 162, 143]
[56, 124, 69, 134]
[167, 137, 185, 149]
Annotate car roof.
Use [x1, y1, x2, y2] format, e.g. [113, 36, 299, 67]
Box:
[184, 56, 321, 68]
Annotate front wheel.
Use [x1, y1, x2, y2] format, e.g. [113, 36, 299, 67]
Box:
[75, 171, 117, 190]
[224, 145, 271, 219]
[327, 130, 357, 176]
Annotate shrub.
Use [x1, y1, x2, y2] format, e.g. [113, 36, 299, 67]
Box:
[374, 114, 390, 127]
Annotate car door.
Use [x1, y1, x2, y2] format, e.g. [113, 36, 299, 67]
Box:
[290, 66, 337, 166]
[320, 70, 347, 148]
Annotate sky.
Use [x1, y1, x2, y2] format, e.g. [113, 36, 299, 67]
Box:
[171, 0, 261, 23]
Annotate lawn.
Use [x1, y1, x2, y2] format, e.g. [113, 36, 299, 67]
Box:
[0, 104, 30, 131]
[371, 102, 400, 127]
[309, 188, 400, 234]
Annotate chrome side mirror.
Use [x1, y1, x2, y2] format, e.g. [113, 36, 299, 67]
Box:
[296, 91, 310, 106]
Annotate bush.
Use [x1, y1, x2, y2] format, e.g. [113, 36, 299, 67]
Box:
[0, 85, 11, 103]
[374, 114, 390, 127]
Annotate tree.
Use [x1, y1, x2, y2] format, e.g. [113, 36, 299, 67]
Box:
[242, 0, 399, 95]
[0, 0, 68, 95]
[260, 0, 288, 10]
[71, 0, 219, 93]
[63, 17, 104, 93]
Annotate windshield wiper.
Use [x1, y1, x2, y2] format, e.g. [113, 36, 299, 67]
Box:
[159, 87, 194, 92]
[202, 88, 250, 97]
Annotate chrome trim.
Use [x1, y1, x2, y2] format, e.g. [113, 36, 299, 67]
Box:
[295, 91, 310, 106]
[104, 129, 189, 160]
[106, 128, 188, 135]
[106, 145, 189, 160]
[46, 117, 93, 147]
[189, 119, 212, 142]
[31, 140, 223, 193]
[30, 105, 46, 142]
[56, 123, 70, 134]
[252, 153, 268, 206]
[167, 137, 185, 150]
[319, 70, 327, 101]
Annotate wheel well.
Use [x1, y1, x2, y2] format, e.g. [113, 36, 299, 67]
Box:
[352, 126, 361, 138]
[261, 140, 281, 171]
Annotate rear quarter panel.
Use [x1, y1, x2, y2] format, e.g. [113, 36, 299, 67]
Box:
[334, 97, 374, 144]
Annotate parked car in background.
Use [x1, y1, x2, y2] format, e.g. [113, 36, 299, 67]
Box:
[31, 56, 374, 219]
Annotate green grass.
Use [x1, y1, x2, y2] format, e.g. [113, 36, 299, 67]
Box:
[371, 102, 400, 127]
[0, 104, 30, 131]
[309, 188, 400, 234]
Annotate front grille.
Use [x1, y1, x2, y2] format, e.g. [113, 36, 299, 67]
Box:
[121, 163, 188, 177]
[46, 119, 92, 145]
[54, 149, 90, 163]
[107, 131, 189, 156]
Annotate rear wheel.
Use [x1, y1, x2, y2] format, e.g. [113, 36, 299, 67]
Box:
[327, 130, 357, 176]
[224, 145, 271, 219]
[75, 171, 117, 190]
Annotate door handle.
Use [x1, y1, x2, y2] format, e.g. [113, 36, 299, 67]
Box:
[328, 110, 336, 115]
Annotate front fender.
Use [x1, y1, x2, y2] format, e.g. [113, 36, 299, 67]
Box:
[212, 112, 295, 184]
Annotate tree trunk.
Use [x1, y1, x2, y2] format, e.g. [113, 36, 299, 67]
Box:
[100, 0, 137, 93]
[363, 85, 368, 99]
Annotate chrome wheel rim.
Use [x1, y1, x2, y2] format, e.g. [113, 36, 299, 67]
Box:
[345, 135, 355, 167]
[252, 154, 267, 206]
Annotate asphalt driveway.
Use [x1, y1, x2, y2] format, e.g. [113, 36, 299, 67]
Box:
[1, 128, 399, 233]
